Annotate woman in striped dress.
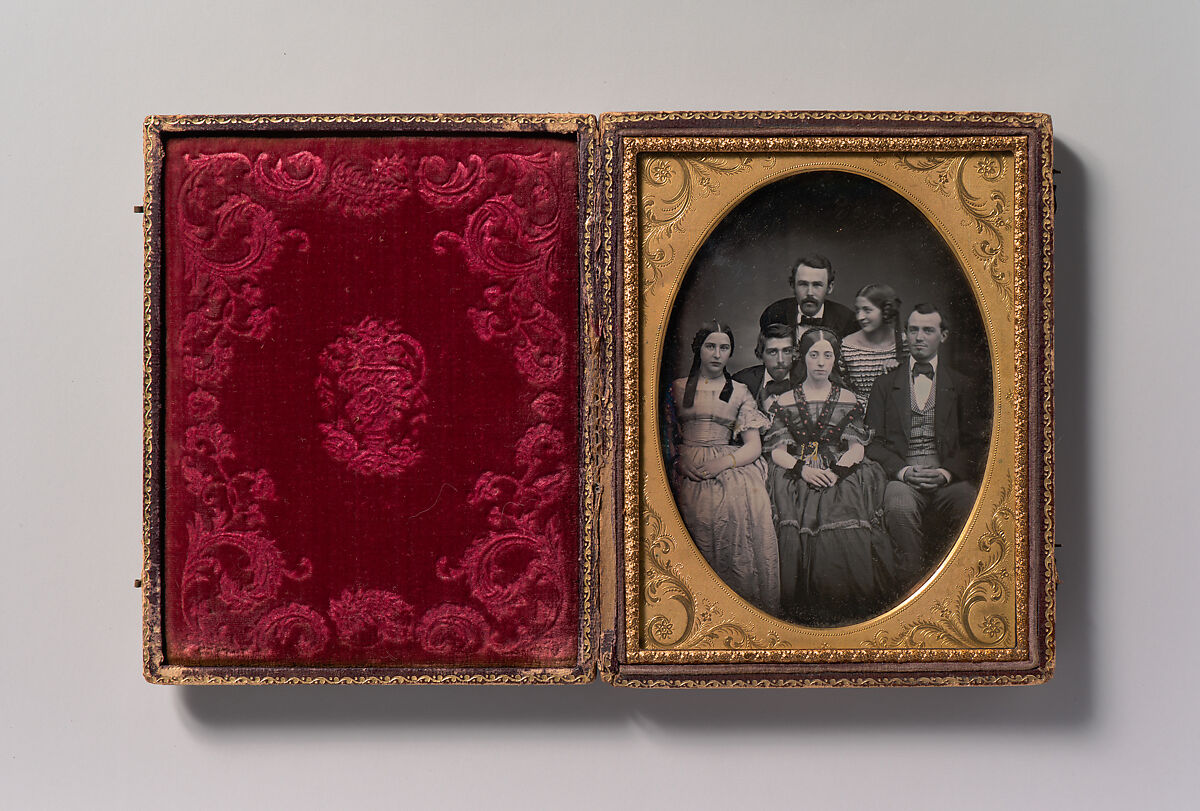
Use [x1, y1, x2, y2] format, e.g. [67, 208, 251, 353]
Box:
[840, 283, 907, 409]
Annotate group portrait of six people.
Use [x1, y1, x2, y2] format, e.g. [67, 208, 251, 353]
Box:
[664, 254, 990, 626]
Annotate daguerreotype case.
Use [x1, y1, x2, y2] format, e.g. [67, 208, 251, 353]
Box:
[142, 111, 1054, 686]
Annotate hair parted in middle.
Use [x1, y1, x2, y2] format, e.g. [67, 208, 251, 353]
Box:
[794, 326, 845, 386]
[682, 320, 736, 408]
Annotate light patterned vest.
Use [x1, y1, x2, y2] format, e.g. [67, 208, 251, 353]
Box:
[907, 379, 940, 468]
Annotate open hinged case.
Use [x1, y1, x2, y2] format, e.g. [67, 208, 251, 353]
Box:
[142, 111, 1055, 686]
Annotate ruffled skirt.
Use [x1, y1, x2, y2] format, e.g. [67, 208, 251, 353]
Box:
[768, 459, 895, 626]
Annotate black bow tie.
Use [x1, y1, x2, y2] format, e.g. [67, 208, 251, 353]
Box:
[799, 315, 822, 326]
[912, 362, 935, 380]
[764, 378, 790, 396]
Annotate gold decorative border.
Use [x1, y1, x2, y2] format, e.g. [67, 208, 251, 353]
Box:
[602, 109, 1049, 128]
[879, 154, 1016, 317]
[1039, 122, 1057, 677]
[863, 476, 1014, 649]
[632, 468, 1023, 663]
[624, 136, 1028, 663]
[608, 672, 1048, 689]
[142, 669, 591, 687]
[641, 155, 769, 290]
[141, 113, 603, 685]
[577, 124, 605, 677]
[147, 112, 586, 133]
[141, 120, 162, 684]
[616, 127, 1049, 673]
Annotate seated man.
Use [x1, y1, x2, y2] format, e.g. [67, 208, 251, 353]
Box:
[866, 303, 987, 594]
[733, 323, 795, 417]
[759, 254, 858, 338]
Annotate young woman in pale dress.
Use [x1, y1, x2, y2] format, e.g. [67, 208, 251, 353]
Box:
[664, 321, 781, 615]
[840, 283, 907, 409]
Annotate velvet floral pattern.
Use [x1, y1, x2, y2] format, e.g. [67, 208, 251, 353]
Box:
[316, 318, 430, 478]
[164, 136, 581, 666]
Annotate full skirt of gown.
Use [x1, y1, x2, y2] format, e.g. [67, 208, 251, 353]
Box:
[768, 458, 895, 626]
[673, 444, 781, 616]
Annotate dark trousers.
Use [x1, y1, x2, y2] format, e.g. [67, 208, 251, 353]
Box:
[883, 479, 978, 591]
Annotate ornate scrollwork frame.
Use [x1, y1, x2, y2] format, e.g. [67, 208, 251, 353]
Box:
[602, 111, 1054, 687]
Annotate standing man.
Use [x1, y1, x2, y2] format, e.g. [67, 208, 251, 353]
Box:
[758, 254, 858, 338]
[865, 303, 987, 593]
[733, 323, 795, 417]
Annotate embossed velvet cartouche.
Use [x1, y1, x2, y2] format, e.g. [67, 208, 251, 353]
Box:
[162, 135, 581, 667]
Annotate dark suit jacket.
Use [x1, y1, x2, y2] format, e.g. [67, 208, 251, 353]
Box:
[732, 365, 792, 401]
[732, 364, 767, 396]
[758, 297, 858, 338]
[865, 358, 987, 484]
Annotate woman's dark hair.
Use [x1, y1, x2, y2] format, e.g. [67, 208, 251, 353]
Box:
[794, 326, 844, 386]
[855, 282, 905, 362]
[683, 321, 735, 408]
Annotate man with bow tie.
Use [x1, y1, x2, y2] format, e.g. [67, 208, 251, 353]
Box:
[733, 323, 795, 416]
[758, 254, 858, 338]
[866, 303, 987, 593]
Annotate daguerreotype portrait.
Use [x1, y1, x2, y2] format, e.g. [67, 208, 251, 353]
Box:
[142, 110, 1053, 687]
[661, 172, 991, 628]
[607, 111, 1055, 687]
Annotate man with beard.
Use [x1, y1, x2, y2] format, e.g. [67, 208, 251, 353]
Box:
[733, 323, 795, 417]
[758, 254, 858, 338]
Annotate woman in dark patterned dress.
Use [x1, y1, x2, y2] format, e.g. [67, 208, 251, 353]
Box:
[840, 283, 907, 409]
[764, 327, 894, 626]
[665, 322, 781, 615]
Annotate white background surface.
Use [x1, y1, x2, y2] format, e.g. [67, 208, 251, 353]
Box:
[3, 2, 1197, 808]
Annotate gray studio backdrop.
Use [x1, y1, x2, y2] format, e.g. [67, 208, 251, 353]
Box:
[662, 170, 991, 387]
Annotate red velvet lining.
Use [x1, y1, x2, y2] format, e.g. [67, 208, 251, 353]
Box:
[163, 135, 581, 667]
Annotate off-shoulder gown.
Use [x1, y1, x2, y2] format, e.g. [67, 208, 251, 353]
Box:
[764, 385, 895, 625]
[667, 380, 781, 615]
